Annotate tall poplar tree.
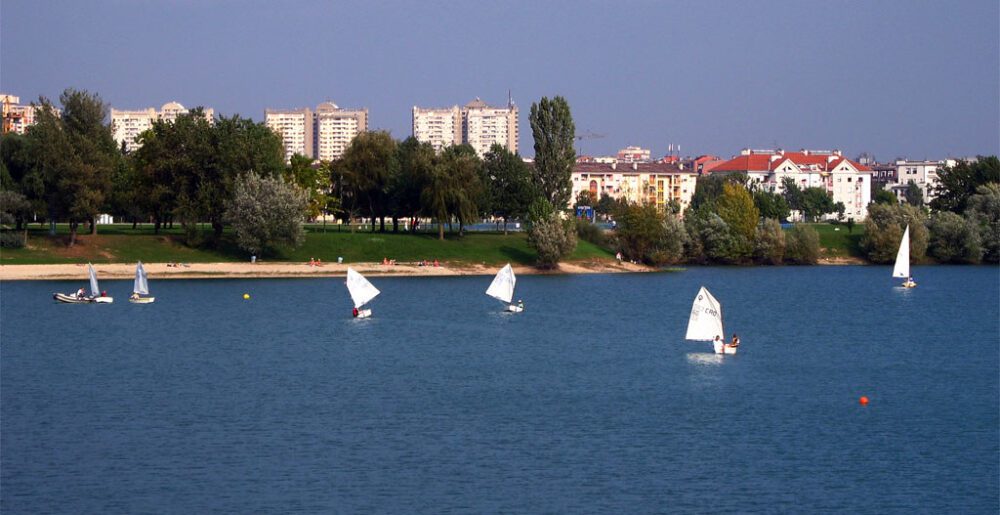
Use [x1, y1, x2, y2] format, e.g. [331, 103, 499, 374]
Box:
[529, 96, 576, 209]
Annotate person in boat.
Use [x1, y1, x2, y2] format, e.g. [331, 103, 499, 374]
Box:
[730, 334, 740, 348]
[352, 307, 359, 318]
[130, 292, 140, 300]
[713, 335, 722, 348]
[517, 299, 524, 310]
[76, 287, 87, 299]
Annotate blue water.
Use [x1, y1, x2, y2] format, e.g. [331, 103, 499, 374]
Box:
[2, 266, 998, 513]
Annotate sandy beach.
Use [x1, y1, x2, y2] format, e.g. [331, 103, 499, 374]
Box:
[0, 260, 654, 281]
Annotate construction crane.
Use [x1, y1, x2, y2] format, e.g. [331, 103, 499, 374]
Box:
[576, 130, 606, 141]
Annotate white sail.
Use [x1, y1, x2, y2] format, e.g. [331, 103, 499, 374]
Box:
[892, 225, 910, 278]
[485, 263, 516, 304]
[88, 263, 100, 297]
[134, 261, 150, 295]
[686, 286, 724, 342]
[346, 267, 380, 308]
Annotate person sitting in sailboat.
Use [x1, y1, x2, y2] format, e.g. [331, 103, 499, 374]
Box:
[713, 335, 722, 347]
[517, 299, 524, 310]
[730, 334, 740, 348]
[352, 307, 359, 318]
[130, 292, 140, 301]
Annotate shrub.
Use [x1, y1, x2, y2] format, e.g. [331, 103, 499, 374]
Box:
[575, 218, 608, 249]
[861, 203, 928, 263]
[225, 171, 309, 256]
[927, 211, 982, 263]
[527, 213, 577, 268]
[965, 182, 1000, 263]
[0, 231, 25, 248]
[785, 224, 820, 264]
[754, 218, 785, 265]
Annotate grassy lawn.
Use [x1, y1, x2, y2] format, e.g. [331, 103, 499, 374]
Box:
[802, 223, 865, 258]
[0, 225, 613, 265]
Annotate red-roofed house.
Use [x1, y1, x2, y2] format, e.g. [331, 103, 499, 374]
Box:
[711, 149, 873, 220]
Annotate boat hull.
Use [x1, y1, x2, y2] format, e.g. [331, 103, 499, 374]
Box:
[355, 308, 372, 319]
[506, 304, 524, 313]
[901, 281, 917, 288]
[713, 341, 738, 355]
[93, 296, 114, 303]
[53, 293, 90, 304]
[129, 296, 155, 304]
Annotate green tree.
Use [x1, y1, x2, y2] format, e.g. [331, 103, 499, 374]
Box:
[785, 224, 820, 264]
[691, 173, 747, 212]
[964, 182, 1000, 263]
[754, 218, 786, 265]
[613, 202, 686, 265]
[26, 90, 118, 245]
[526, 198, 577, 268]
[799, 187, 838, 222]
[716, 182, 759, 242]
[780, 177, 804, 212]
[284, 154, 335, 224]
[529, 96, 575, 208]
[685, 212, 741, 264]
[225, 171, 308, 257]
[342, 131, 399, 232]
[393, 137, 434, 232]
[574, 190, 597, 210]
[930, 156, 1000, 213]
[861, 203, 929, 263]
[0, 190, 31, 247]
[905, 180, 924, 207]
[873, 188, 898, 205]
[753, 189, 791, 221]
[482, 143, 534, 234]
[927, 211, 982, 263]
[596, 193, 619, 218]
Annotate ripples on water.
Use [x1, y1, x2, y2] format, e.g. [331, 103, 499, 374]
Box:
[2, 266, 998, 513]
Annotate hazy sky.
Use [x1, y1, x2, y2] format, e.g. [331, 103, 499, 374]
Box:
[2, 0, 997, 161]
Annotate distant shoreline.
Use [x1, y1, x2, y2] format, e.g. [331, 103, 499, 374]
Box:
[0, 260, 657, 281]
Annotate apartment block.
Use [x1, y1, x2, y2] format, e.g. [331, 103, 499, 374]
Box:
[266, 102, 368, 163]
[265, 108, 313, 163]
[111, 101, 214, 153]
[1, 94, 59, 135]
[412, 106, 462, 152]
[461, 98, 518, 158]
[314, 102, 368, 161]
[571, 161, 697, 212]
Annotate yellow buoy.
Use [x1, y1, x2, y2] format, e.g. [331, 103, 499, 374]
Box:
[243, 293, 250, 300]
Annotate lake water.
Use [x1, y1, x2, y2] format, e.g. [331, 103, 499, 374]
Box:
[2, 266, 997, 513]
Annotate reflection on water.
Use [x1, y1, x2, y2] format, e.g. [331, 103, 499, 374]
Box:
[685, 352, 725, 366]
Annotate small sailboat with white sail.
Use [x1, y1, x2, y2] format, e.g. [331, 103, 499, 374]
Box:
[129, 261, 155, 303]
[685, 286, 736, 355]
[346, 267, 380, 318]
[486, 263, 523, 313]
[893, 225, 916, 288]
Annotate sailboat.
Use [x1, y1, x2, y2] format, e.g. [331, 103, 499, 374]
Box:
[54, 264, 113, 303]
[893, 225, 917, 288]
[486, 263, 523, 313]
[685, 286, 735, 355]
[346, 267, 380, 318]
[129, 261, 155, 303]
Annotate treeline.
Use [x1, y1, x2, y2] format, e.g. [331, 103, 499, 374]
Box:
[0, 89, 581, 263]
[601, 159, 999, 266]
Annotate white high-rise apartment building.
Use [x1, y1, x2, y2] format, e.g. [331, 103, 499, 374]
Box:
[461, 97, 518, 158]
[412, 106, 461, 152]
[111, 101, 214, 153]
[265, 108, 313, 163]
[266, 102, 368, 163]
[314, 102, 368, 161]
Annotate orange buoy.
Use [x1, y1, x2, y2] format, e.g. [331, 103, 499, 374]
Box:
[859, 396, 869, 405]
